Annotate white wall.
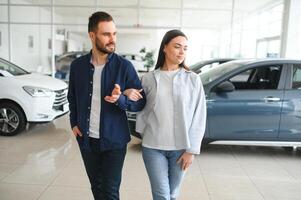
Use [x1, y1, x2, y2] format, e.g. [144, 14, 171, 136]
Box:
[1, 4, 53, 73]
[0, 24, 9, 60]
[10, 24, 52, 73]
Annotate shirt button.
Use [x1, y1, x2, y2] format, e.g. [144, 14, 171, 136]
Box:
[88, 107, 91, 109]
[87, 119, 90, 122]
[89, 93, 92, 96]
[90, 81, 92, 84]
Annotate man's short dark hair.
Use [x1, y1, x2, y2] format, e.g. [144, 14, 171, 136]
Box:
[88, 11, 113, 32]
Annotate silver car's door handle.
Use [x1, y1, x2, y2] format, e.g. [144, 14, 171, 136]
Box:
[263, 97, 280, 102]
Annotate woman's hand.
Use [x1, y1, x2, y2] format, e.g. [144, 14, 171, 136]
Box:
[123, 88, 143, 101]
[104, 84, 121, 103]
[177, 152, 194, 171]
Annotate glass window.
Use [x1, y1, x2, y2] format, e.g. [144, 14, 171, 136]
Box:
[183, 0, 232, 9]
[292, 65, 301, 89]
[54, 0, 94, 6]
[102, 8, 137, 26]
[54, 25, 91, 54]
[182, 10, 231, 28]
[267, 39, 280, 58]
[0, 0, 8, 3]
[140, 9, 180, 27]
[54, 7, 137, 26]
[10, 6, 51, 23]
[54, 7, 94, 24]
[98, 0, 137, 7]
[256, 41, 268, 58]
[230, 69, 252, 82]
[256, 38, 280, 58]
[229, 65, 282, 90]
[142, 0, 181, 8]
[0, 6, 8, 22]
[10, 0, 50, 5]
[200, 62, 223, 73]
[234, 0, 276, 11]
[53, 25, 90, 80]
[200, 62, 242, 85]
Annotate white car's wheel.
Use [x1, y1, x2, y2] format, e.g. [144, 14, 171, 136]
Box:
[0, 103, 26, 136]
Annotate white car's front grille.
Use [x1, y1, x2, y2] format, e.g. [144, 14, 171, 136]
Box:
[53, 89, 68, 111]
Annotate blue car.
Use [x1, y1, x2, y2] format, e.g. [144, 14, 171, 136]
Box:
[129, 59, 301, 147]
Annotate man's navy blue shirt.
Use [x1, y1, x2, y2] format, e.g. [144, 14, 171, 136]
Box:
[67, 52, 146, 151]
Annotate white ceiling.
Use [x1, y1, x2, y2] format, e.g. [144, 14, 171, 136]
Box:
[9, 0, 281, 11]
[2, 0, 283, 29]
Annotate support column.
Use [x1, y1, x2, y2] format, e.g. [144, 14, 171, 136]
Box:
[280, 0, 301, 58]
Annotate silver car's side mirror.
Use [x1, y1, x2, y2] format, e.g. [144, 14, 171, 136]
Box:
[215, 81, 235, 93]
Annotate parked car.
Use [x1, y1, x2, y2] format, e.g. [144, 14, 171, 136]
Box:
[128, 59, 301, 147]
[55, 52, 145, 81]
[190, 58, 235, 74]
[55, 51, 88, 81]
[0, 58, 69, 136]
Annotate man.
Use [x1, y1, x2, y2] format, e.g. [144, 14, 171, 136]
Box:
[67, 11, 146, 200]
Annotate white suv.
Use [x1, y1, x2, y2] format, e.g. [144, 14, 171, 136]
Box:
[0, 58, 69, 136]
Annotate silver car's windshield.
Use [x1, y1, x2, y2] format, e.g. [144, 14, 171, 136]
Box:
[190, 61, 205, 71]
[200, 61, 242, 85]
[0, 59, 29, 76]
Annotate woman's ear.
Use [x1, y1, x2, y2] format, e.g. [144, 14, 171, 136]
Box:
[163, 45, 167, 54]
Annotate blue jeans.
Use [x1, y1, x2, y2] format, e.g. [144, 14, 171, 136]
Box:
[79, 138, 126, 200]
[142, 147, 186, 200]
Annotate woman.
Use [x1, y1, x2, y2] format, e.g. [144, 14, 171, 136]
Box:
[135, 29, 207, 200]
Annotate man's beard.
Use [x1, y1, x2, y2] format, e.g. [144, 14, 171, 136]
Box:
[95, 40, 115, 54]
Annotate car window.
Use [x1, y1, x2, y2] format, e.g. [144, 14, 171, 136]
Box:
[230, 69, 252, 82]
[0, 59, 29, 76]
[292, 64, 301, 89]
[190, 61, 203, 71]
[199, 63, 220, 73]
[229, 65, 282, 90]
[200, 62, 242, 85]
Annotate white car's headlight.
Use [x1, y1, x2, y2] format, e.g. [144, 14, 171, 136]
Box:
[23, 86, 53, 97]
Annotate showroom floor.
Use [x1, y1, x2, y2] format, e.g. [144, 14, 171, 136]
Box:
[1, 115, 301, 200]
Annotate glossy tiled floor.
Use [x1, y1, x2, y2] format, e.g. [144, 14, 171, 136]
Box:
[1, 115, 301, 200]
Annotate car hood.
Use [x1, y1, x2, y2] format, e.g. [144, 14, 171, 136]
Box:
[13, 73, 68, 91]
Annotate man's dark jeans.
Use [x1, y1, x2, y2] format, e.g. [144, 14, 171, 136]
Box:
[79, 138, 127, 200]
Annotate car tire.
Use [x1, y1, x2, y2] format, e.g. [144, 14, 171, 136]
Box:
[0, 102, 26, 136]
